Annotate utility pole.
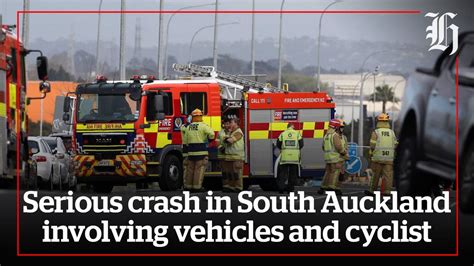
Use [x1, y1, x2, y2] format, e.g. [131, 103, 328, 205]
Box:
[157, 0, 164, 79]
[22, 0, 30, 47]
[95, 0, 103, 74]
[212, 0, 219, 69]
[119, 0, 126, 80]
[250, 0, 255, 76]
[134, 18, 142, 59]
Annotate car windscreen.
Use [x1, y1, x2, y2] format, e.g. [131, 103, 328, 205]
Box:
[44, 139, 57, 151]
[77, 93, 138, 123]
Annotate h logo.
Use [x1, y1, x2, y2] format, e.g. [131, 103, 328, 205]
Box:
[425, 12, 459, 55]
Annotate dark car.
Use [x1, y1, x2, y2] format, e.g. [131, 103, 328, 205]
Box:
[394, 32, 474, 213]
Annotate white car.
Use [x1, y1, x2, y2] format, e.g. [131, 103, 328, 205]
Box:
[28, 137, 61, 190]
[41, 136, 76, 190]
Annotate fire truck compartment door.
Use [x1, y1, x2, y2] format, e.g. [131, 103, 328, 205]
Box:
[0, 70, 6, 175]
[299, 109, 331, 170]
[249, 109, 274, 176]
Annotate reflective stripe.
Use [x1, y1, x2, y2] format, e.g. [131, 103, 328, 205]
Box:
[248, 121, 329, 140]
[188, 143, 207, 152]
[157, 132, 172, 148]
[9, 84, 16, 110]
[249, 130, 268, 140]
[0, 103, 6, 117]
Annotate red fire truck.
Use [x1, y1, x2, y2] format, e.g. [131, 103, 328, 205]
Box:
[0, 18, 49, 186]
[64, 64, 335, 193]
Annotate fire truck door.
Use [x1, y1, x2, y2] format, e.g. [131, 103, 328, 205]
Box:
[0, 70, 6, 175]
[249, 109, 274, 176]
[299, 109, 331, 170]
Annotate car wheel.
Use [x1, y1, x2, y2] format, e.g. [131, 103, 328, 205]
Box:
[394, 135, 433, 196]
[93, 184, 114, 193]
[461, 142, 474, 213]
[158, 155, 183, 191]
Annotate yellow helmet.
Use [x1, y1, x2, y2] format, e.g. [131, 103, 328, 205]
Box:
[377, 113, 390, 122]
[191, 108, 203, 117]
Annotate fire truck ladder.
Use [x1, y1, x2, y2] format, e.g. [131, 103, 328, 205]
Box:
[172, 63, 282, 102]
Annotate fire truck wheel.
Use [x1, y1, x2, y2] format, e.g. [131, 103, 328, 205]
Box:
[93, 184, 114, 193]
[461, 141, 474, 213]
[259, 178, 278, 191]
[159, 155, 183, 191]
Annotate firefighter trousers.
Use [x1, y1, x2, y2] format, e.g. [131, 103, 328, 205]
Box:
[183, 157, 189, 189]
[321, 162, 342, 190]
[222, 160, 243, 191]
[368, 161, 393, 195]
[185, 156, 208, 190]
[277, 164, 299, 192]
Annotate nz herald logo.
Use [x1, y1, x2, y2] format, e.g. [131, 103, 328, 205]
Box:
[425, 12, 459, 55]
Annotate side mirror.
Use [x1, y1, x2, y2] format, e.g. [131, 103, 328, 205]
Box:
[63, 97, 71, 113]
[30, 148, 39, 154]
[36, 56, 48, 81]
[56, 153, 65, 159]
[129, 84, 142, 101]
[39, 81, 51, 93]
[62, 113, 70, 123]
[459, 67, 474, 86]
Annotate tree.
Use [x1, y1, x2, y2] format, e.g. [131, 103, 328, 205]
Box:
[367, 84, 400, 113]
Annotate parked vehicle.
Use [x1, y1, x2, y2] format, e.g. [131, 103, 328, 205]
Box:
[394, 32, 474, 213]
[42, 136, 76, 190]
[28, 137, 60, 190]
[49, 132, 73, 154]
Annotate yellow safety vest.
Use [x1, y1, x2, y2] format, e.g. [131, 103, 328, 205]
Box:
[372, 128, 396, 162]
[278, 128, 302, 165]
[180, 125, 188, 157]
[186, 122, 215, 157]
[323, 131, 340, 163]
[216, 129, 228, 160]
[225, 128, 245, 161]
[340, 134, 348, 162]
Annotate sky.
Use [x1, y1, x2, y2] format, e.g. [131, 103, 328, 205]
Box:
[0, 0, 472, 48]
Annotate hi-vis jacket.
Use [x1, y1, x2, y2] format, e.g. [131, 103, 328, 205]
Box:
[322, 128, 346, 164]
[277, 128, 304, 165]
[185, 122, 215, 157]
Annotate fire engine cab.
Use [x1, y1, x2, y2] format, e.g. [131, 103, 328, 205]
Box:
[64, 64, 335, 193]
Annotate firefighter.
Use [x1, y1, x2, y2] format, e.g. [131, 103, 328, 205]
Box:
[276, 123, 304, 193]
[222, 116, 245, 192]
[318, 119, 347, 195]
[216, 117, 231, 190]
[181, 115, 191, 190]
[337, 119, 349, 185]
[365, 113, 398, 196]
[185, 109, 215, 192]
